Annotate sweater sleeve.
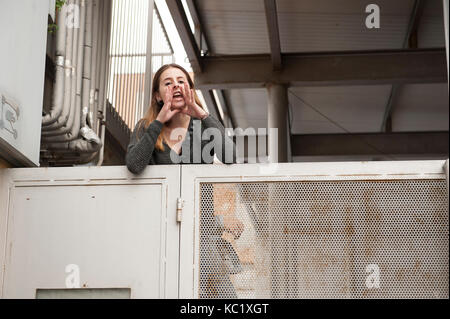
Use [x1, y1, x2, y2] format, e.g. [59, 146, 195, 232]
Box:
[126, 119, 164, 174]
[200, 115, 237, 164]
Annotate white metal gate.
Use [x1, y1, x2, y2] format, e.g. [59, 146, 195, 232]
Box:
[180, 160, 449, 299]
[0, 160, 449, 298]
[0, 166, 180, 298]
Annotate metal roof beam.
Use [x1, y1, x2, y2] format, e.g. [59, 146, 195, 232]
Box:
[291, 131, 449, 157]
[194, 49, 447, 89]
[185, 0, 210, 55]
[165, 0, 202, 72]
[264, 0, 282, 70]
[181, 1, 235, 129]
[381, 0, 426, 132]
[213, 89, 237, 129]
[404, 0, 426, 49]
[200, 89, 222, 125]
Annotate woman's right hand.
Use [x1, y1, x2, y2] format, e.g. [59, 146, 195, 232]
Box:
[156, 86, 180, 124]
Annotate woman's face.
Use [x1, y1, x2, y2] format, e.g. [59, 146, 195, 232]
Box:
[156, 67, 190, 110]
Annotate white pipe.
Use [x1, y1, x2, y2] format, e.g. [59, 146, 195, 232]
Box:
[46, 0, 102, 155]
[43, 0, 106, 161]
[97, 0, 113, 166]
[42, 0, 81, 136]
[46, 137, 102, 153]
[42, 0, 86, 143]
[42, 3, 67, 125]
[42, 0, 80, 137]
[76, 0, 102, 149]
[93, 0, 104, 135]
[42, 0, 75, 133]
[88, 0, 99, 132]
[81, 0, 93, 130]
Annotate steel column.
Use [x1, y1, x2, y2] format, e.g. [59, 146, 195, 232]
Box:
[267, 83, 288, 163]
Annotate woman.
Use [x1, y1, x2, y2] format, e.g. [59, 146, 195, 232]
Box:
[126, 63, 236, 174]
[126, 63, 241, 298]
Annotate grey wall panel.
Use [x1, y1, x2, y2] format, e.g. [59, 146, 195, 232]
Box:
[0, 0, 49, 166]
[1, 165, 180, 298]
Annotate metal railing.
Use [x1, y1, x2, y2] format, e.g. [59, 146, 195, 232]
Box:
[0, 160, 448, 298]
[107, 0, 174, 131]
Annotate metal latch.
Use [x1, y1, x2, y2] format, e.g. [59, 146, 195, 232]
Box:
[176, 198, 184, 223]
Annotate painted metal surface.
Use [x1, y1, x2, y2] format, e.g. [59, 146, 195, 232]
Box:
[444, 0, 449, 85]
[277, 0, 412, 53]
[195, 0, 270, 55]
[1, 160, 448, 298]
[189, 0, 447, 158]
[227, 82, 448, 137]
[179, 160, 449, 298]
[418, 0, 446, 48]
[0, 165, 180, 298]
[289, 85, 392, 134]
[392, 83, 449, 132]
[0, 0, 49, 166]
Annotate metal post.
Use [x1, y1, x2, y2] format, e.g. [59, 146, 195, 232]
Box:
[143, 0, 155, 116]
[266, 83, 288, 163]
[444, 0, 449, 90]
[445, 159, 449, 201]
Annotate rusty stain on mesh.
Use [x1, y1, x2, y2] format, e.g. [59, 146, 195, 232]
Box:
[198, 180, 449, 299]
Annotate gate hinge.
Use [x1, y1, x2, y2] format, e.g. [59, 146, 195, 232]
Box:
[176, 198, 184, 223]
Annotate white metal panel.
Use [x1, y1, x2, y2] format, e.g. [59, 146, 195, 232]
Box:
[276, 0, 412, 53]
[0, 168, 7, 298]
[392, 83, 449, 132]
[1, 161, 448, 299]
[0, 0, 49, 166]
[293, 154, 450, 163]
[48, 0, 56, 20]
[179, 160, 449, 298]
[0, 165, 180, 299]
[289, 85, 391, 134]
[36, 288, 131, 299]
[195, 0, 270, 55]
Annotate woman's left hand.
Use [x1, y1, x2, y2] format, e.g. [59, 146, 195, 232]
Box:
[180, 83, 209, 119]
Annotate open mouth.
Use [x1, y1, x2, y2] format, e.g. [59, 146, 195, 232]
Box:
[173, 92, 183, 99]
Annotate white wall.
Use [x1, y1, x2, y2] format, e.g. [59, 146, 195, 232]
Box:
[0, 0, 49, 166]
[49, 0, 56, 20]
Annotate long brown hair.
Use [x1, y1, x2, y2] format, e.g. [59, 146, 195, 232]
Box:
[137, 63, 205, 151]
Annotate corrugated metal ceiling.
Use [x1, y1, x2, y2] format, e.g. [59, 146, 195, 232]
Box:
[195, 0, 446, 54]
[288, 85, 392, 134]
[192, 0, 447, 141]
[418, 0, 446, 48]
[276, 0, 412, 52]
[195, 0, 270, 55]
[223, 89, 268, 130]
[392, 83, 449, 131]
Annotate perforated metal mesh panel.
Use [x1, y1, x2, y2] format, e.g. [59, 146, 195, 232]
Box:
[199, 180, 449, 299]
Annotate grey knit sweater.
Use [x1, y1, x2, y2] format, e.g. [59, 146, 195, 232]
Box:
[126, 115, 236, 174]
